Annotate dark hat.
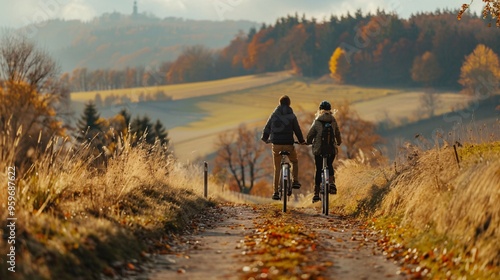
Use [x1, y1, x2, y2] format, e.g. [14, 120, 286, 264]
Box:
[279, 95, 291, 106]
[319, 100, 331, 110]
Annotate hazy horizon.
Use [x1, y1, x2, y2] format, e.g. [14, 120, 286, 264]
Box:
[0, 0, 483, 29]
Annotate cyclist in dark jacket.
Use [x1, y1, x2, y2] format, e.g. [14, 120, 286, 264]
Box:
[261, 95, 306, 200]
[306, 100, 342, 203]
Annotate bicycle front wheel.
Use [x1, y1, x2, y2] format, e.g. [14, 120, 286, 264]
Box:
[282, 179, 288, 212]
[323, 168, 329, 216]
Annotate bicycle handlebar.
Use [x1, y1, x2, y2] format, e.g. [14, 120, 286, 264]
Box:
[264, 140, 307, 145]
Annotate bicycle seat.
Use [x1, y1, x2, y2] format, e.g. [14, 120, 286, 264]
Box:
[279, 151, 291, 156]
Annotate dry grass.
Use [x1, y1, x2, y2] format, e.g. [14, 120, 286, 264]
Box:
[329, 135, 500, 278]
[383, 144, 499, 277]
[0, 131, 218, 279]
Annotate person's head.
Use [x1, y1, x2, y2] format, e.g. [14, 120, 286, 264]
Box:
[279, 95, 291, 106]
[319, 100, 331, 111]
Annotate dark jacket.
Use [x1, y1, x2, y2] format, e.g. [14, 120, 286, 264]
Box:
[306, 112, 342, 156]
[261, 105, 305, 145]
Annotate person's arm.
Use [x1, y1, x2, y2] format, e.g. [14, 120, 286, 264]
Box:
[306, 120, 317, 145]
[292, 115, 305, 143]
[332, 117, 342, 145]
[261, 113, 273, 142]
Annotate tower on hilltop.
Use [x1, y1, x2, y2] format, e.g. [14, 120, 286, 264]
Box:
[133, 1, 138, 16]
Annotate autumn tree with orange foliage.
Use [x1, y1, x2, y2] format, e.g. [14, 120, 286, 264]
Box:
[283, 24, 313, 75]
[329, 47, 350, 83]
[215, 31, 250, 78]
[166, 45, 214, 83]
[0, 33, 69, 168]
[411, 51, 442, 86]
[458, 0, 500, 27]
[459, 44, 500, 96]
[243, 28, 276, 73]
[213, 124, 270, 194]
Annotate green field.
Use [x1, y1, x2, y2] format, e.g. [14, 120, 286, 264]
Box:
[71, 72, 471, 162]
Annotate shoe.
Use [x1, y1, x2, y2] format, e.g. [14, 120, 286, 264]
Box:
[292, 181, 301, 189]
[329, 184, 337, 195]
[272, 192, 280, 200]
[312, 195, 321, 203]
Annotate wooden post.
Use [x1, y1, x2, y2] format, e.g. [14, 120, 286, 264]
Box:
[453, 144, 460, 169]
[204, 161, 208, 198]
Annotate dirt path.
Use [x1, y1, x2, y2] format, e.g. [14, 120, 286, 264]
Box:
[145, 203, 406, 280]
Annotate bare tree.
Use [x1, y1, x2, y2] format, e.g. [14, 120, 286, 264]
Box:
[333, 100, 385, 165]
[418, 91, 442, 118]
[213, 124, 269, 194]
[0, 33, 69, 167]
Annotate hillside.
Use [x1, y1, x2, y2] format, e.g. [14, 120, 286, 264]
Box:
[70, 74, 482, 162]
[20, 13, 258, 72]
[378, 94, 500, 159]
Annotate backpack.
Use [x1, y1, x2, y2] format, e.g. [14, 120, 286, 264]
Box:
[319, 121, 335, 156]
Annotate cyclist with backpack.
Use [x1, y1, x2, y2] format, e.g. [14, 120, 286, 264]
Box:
[261, 95, 306, 200]
[306, 100, 342, 203]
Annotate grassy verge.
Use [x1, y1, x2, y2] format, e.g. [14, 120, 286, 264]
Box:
[332, 141, 500, 279]
[0, 138, 215, 279]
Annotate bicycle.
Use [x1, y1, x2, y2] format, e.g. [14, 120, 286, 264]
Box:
[319, 146, 339, 216]
[267, 141, 299, 213]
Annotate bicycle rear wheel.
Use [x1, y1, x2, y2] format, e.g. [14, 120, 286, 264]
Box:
[322, 161, 329, 216]
[281, 164, 289, 213]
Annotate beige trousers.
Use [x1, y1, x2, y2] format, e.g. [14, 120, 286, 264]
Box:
[271, 144, 299, 193]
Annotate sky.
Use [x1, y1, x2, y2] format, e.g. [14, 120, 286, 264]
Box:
[0, 0, 483, 28]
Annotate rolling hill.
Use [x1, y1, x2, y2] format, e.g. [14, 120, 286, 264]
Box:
[69, 73, 496, 163]
[17, 13, 258, 72]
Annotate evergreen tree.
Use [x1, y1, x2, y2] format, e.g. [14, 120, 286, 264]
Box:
[153, 119, 169, 145]
[130, 115, 155, 144]
[76, 101, 103, 142]
[247, 27, 257, 43]
[118, 108, 132, 128]
[130, 115, 169, 146]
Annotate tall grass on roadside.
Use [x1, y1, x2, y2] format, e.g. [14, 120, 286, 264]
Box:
[378, 142, 499, 277]
[0, 129, 214, 279]
[330, 122, 499, 278]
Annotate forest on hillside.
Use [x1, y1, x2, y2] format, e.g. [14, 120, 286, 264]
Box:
[64, 10, 500, 92]
[18, 12, 258, 73]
